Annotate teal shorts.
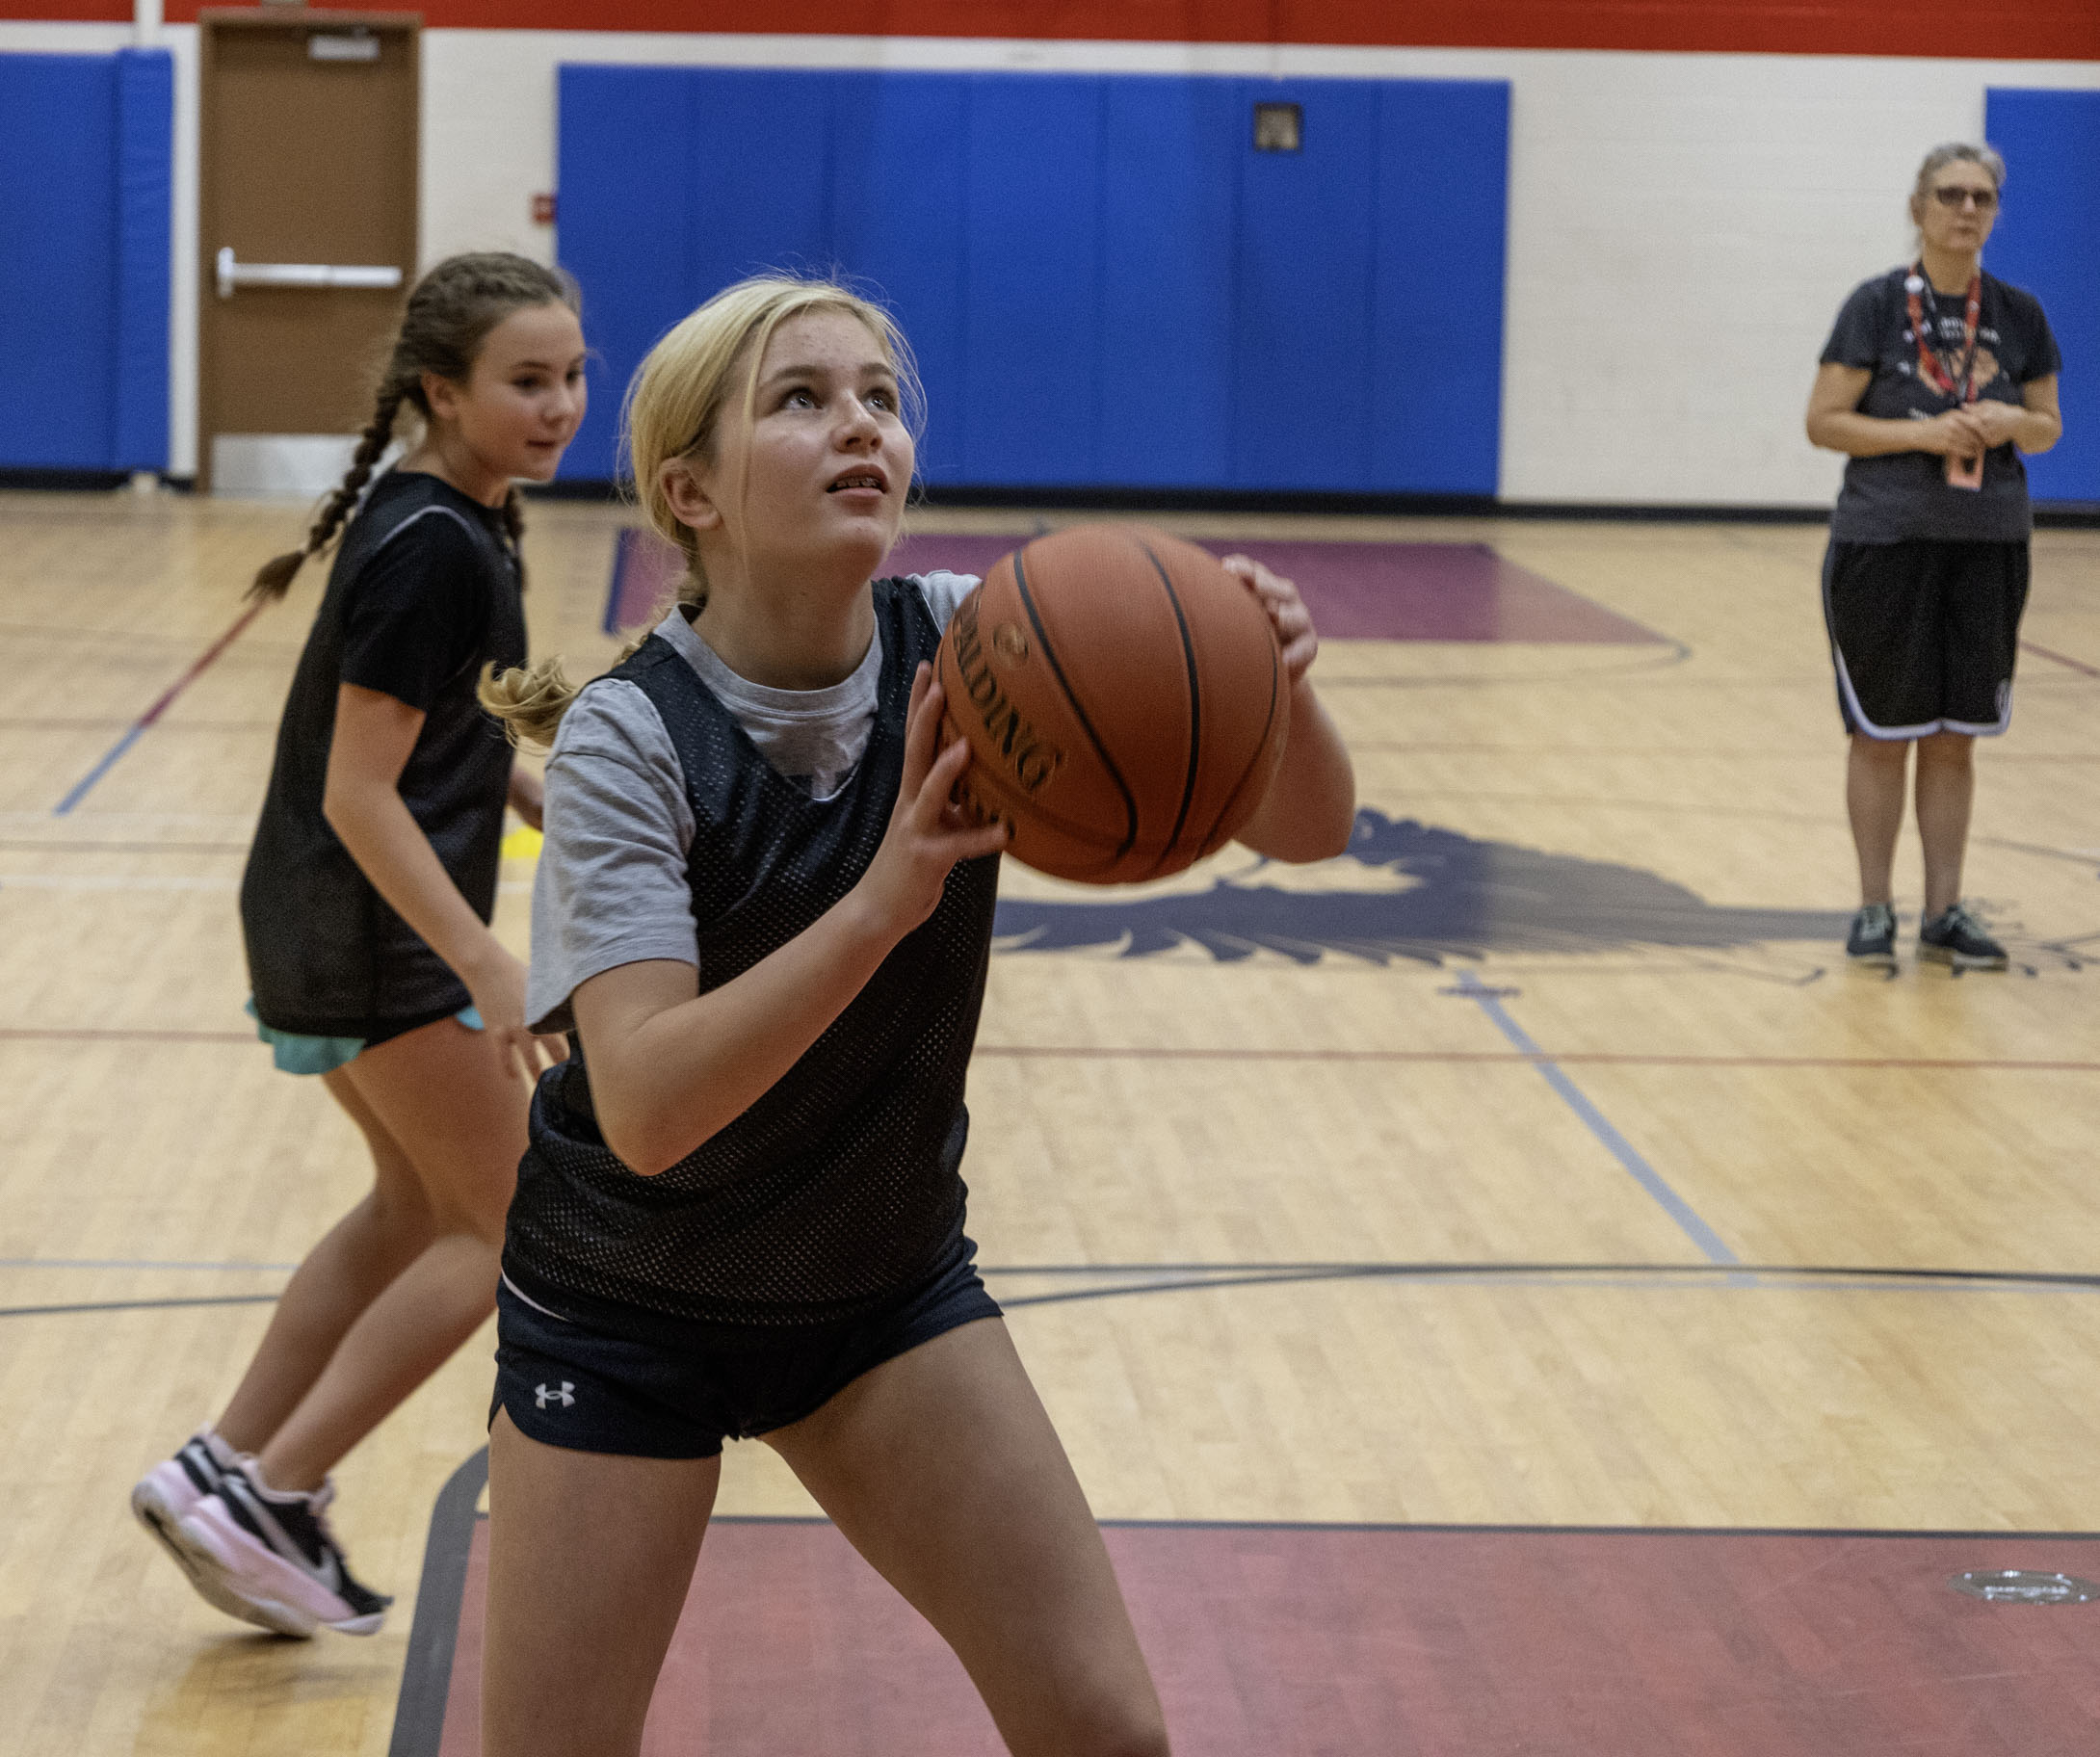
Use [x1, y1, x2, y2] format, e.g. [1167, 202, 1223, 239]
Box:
[247, 999, 485, 1076]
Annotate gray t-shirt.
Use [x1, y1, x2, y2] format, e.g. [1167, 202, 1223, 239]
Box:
[525, 572, 978, 1035]
[1821, 266, 2061, 545]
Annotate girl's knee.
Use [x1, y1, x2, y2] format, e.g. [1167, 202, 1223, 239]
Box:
[1049, 1681, 1169, 1757]
[1851, 733, 1908, 765]
[1084, 1710, 1169, 1757]
[424, 1207, 508, 1257]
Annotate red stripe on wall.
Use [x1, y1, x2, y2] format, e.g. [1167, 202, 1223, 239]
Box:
[22, 0, 2100, 59]
[10, 0, 134, 18]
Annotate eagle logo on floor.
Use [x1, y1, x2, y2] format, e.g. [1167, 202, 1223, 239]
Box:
[991, 810, 1855, 966]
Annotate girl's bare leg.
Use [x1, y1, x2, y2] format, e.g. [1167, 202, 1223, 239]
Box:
[1913, 730, 1977, 918]
[251, 1016, 529, 1492]
[766, 1320, 1168, 1757]
[481, 1410, 718, 1757]
[214, 1068, 435, 1455]
[1846, 733, 1910, 907]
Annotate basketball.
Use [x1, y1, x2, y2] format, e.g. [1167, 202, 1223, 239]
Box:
[934, 523, 1288, 883]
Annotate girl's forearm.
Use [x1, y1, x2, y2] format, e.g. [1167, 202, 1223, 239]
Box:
[507, 763, 545, 828]
[323, 779, 506, 982]
[582, 896, 903, 1175]
[1235, 680, 1356, 862]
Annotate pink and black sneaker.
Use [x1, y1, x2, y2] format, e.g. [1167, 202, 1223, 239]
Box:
[132, 1429, 274, 1627]
[176, 1460, 392, 1639]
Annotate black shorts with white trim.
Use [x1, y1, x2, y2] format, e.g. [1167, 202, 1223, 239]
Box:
[490, 1231, 1002, 1460]
[1822, 538, 2029, 739]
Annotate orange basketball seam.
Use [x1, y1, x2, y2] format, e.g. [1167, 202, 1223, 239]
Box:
[1011, 542, 1141, 864]
[1134, 537, 1204, 880]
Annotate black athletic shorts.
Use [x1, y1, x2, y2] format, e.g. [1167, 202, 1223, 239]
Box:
[1822, 538, 2029, 739]
[490, 1234, 1002, 1459]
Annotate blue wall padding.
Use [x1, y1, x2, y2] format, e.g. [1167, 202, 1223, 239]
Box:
[1234, 82, 1380, 490]
[557, 66, 1510, 494]
[554, 66, 693, 485]
[1376, 80, 1509, 496]
[831, 73, 971, 483]
[690, 71, 834, 294]
[115, 48, 173, 473]
[962, 73, 1105, 485]
[1, 55, 118, 469]
[1097, 78, 1239, 488]
[0, 48, 171, 473]
[1985, 89, 2099, 505]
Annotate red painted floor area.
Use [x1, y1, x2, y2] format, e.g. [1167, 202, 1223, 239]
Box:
[605, 529, 1667, 646]
[436, 1521, 2100, 1754]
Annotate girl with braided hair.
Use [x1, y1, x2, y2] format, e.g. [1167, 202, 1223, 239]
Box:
[131, 251, 587, 1639]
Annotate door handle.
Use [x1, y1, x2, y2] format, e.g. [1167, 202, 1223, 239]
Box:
[216, 246, 405, 300]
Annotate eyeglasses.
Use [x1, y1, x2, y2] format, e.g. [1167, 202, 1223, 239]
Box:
[1930, 185, 1998, 211]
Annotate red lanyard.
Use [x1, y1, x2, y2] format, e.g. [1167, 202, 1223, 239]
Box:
[1905, 265, 1982, 404]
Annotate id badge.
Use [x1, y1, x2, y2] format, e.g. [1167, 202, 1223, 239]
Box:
[1945, 451, 1983, 491]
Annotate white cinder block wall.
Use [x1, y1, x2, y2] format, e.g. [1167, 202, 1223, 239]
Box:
[7, 22, 2096, 499]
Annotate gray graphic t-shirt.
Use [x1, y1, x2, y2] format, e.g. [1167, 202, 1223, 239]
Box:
[524, 571, 977, 1035]
[1821, 266, 2060, 544]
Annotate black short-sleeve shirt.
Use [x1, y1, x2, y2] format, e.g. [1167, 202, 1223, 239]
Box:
[1821, 266, 2061, 543]
[241, 471, 526, 1036]
[339, 513, 495, 712]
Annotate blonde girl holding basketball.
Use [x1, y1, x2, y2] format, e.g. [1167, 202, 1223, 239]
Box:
[473, 274, 1352, 1757]
[131, 252, 587, 1638]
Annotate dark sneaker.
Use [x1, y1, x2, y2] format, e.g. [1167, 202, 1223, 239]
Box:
[176, 1462, 392, 1638]
[1845, 903, 1898, 970]
[1918, 903, 2008, 971]
[133, 1429, 270, 1626]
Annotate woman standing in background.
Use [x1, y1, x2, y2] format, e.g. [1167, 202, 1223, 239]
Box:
[1806, 141, 2061, 972]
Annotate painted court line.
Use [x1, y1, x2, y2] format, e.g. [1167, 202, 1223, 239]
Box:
[0, 1028, 253, 1044]
[2021, 639, 2100, 680]
[0, 1292, 282, 1321]
[17, 1262, 2100, 1324]
[4, 1026, 2097, 1075]
[0, 840, 250, 853]
[0, 1257, 297, 1271]
[0, 873, 529, 897]
[976, 1044, 2100, 1074]
[0, 874, 235, 892]
[390, 1439, 2100, 1757]
[1447, 970, 1740, 1266]
[52, 601, 265, 816]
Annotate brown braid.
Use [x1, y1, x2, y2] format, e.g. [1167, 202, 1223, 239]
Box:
[249, 388, 407, 600]
[248, 251, 579, 603]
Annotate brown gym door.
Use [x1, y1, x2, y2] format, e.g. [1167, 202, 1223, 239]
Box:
[197, 10, 418, 494]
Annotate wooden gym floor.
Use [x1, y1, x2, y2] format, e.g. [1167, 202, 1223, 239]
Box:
[2, 488, 2098, 1754]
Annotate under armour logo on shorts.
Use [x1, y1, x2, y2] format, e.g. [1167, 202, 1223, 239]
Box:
[535, 1381, 575, 1409]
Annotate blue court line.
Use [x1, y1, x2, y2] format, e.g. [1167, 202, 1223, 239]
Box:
[51, 723, 154, 816]
[52, 602, 263, 816]
[604, 527, 646, 635]
[1448, 970, 1740, 1266]
[13, 1261, 2100, 1324]
[0, 1293, 281, 1321]
[0, 1257, 297, 1271]
[602, 529, 627, 634]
